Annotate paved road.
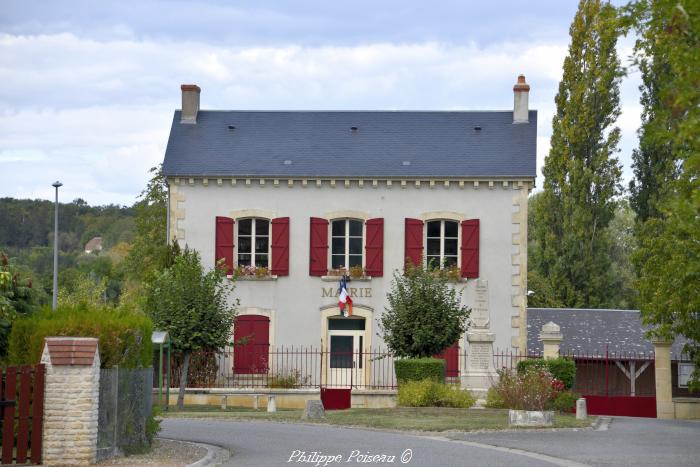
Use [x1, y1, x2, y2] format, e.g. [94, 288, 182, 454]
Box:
[161, 419, 578, 467]
[446, 417, 700, 467]
[162, 416, 700, 467]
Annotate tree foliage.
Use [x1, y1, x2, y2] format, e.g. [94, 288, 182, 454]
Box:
[530, 0, 624, 308]
[380, 264, 470, 358]
[144, 248, 237, 407]
[0, 253, 36, 358]
[125, 165, 170, 282]
[624, 0, 700, 391]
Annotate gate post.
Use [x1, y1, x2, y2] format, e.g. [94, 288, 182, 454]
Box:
[40, 337, 101, 465]
[539, 322, 562, 359]
[652, 338, 674, 420]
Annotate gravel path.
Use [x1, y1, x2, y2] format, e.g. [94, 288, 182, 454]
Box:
[96, 438, 208, 467]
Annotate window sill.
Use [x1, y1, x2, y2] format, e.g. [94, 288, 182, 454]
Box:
[321, 275, 373, 282]
[228, 275, 279, 281]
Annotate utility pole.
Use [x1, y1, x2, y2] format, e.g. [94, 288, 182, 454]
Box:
[52, 181, 62, 310]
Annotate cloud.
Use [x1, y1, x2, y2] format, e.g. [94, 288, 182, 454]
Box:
[0, 30, 641, 204]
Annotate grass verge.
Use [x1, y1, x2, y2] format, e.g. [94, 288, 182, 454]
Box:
[161, 405, 592, 432]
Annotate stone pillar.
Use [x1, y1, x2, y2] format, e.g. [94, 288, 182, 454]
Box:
[652, 338, 674, 420]
[40, 337, 100, 466]
[461, 280, 498, 397]
[539, 322, 562, 359]
[462, 332, 498, 396]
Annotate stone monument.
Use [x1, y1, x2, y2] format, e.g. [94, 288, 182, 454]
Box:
[461, 280, 498, 397]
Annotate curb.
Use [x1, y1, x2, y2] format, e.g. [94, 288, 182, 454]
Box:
[156, 438, 231, 467]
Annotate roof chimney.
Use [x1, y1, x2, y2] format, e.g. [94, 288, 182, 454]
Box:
[513, 75, 530, 124]
[180, 84, 201, 124]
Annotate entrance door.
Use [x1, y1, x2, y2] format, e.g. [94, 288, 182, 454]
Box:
[327, 317, 366, 388]
[233, 315, 270, 374]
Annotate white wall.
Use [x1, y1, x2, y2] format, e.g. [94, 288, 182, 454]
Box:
[170, 178, 529, 353]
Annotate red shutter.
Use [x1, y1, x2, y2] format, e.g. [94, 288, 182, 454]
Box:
[461, 219, 480, 278]
[404, 218, 424, 269]
[270, 217, 290, 276]
[365, 218, 384, 277]
[215, 216, 235, 275]
[309, 217, 328, 276]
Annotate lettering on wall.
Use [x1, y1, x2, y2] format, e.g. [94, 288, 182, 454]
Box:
[321, 287, 372, 298]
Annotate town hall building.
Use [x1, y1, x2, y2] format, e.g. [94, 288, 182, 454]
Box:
[162, 76, 537, 390]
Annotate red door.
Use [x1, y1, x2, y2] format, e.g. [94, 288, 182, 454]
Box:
[233, 315, 270, 374]
[434, 342, 460, 378]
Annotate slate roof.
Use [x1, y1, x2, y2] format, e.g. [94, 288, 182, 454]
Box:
[527, 308, 690, 360]
[162, 110, 537, 178]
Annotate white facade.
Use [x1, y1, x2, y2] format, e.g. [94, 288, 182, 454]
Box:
[168, 177, 531, 354]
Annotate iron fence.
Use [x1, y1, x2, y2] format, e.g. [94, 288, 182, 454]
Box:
[161, 345, 657, 396]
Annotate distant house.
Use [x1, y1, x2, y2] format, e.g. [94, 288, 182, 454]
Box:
[527, 307, 696, 416]
[84, 237, 103, 254]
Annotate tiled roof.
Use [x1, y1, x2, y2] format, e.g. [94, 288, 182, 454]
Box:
[162, 110, 537, 178]
[527, 308, 690, 360]
[44, 337, 99, 366]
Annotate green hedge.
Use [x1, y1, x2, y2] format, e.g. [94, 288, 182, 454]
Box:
[395, 357, 445, 384]
[7, 303, 153, 368]
[397, 379, 475, 408]
[516, 357, 576, 389]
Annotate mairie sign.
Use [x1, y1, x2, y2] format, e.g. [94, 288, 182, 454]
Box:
[321, 287, 372, 298]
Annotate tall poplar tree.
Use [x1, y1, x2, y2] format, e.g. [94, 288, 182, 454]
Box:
[531, 0, 623, 308]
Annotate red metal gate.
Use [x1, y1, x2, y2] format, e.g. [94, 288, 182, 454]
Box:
[1, 364, 45, 465]
[574, 349, 656, 418]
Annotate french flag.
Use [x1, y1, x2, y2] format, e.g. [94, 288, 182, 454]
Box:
[338, 276, 353, 317]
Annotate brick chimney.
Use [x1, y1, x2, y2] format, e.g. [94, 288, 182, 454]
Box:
[181, 84, 201, 124]
[513, 75, 530, 124]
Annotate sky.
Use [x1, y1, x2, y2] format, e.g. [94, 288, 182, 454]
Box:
[0, 0, 641, 206]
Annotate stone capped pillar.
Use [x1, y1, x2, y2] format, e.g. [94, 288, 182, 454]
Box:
[41, 337, 100, 466]
[652, 338, 674, 420]
[539, 321, 563, 359]
[461, 280, 499, 396]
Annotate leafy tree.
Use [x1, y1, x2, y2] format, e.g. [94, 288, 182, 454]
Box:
[380, 263, 470, 358]
[0, 253, 37, 357]
[144, 248, 237, 408]
[530, 0, 623, 308]
[125, 166, 169, 282]
[624, 0, 700, 390]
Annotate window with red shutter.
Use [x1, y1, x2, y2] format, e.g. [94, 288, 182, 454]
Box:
[404, 218, 424, 269]
[215, 216, 234, 275]
[365, 218, 384, 277]
[270, 217, 290, 276]
[309, 217, 329, 276]
[460, 219, 480, 278]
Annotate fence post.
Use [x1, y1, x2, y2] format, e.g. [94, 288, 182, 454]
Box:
[538, 322, 562, 359]
[652, 338, 674, 420]
[40, 337, 100, 466]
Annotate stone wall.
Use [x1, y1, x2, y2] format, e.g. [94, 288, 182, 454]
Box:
[40, 337, 100, 466]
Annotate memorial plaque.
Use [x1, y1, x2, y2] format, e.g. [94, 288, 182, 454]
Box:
[468, 343, 492, 371]
[472, 279, 490, 329]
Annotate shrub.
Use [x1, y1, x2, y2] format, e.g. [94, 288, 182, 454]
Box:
[548, 390, 581, 413]
[492, 368, 557, 411]
[7, 303, 153, 368]
[395, 358, 445, 384]
[485, 386, 506, 409]
[398, 379, 475, 408]
[267, 369, 310, 389]
[517, 357, 576, 389]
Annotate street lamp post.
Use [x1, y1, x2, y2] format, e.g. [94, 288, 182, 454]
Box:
[52, 181, 62, 311]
